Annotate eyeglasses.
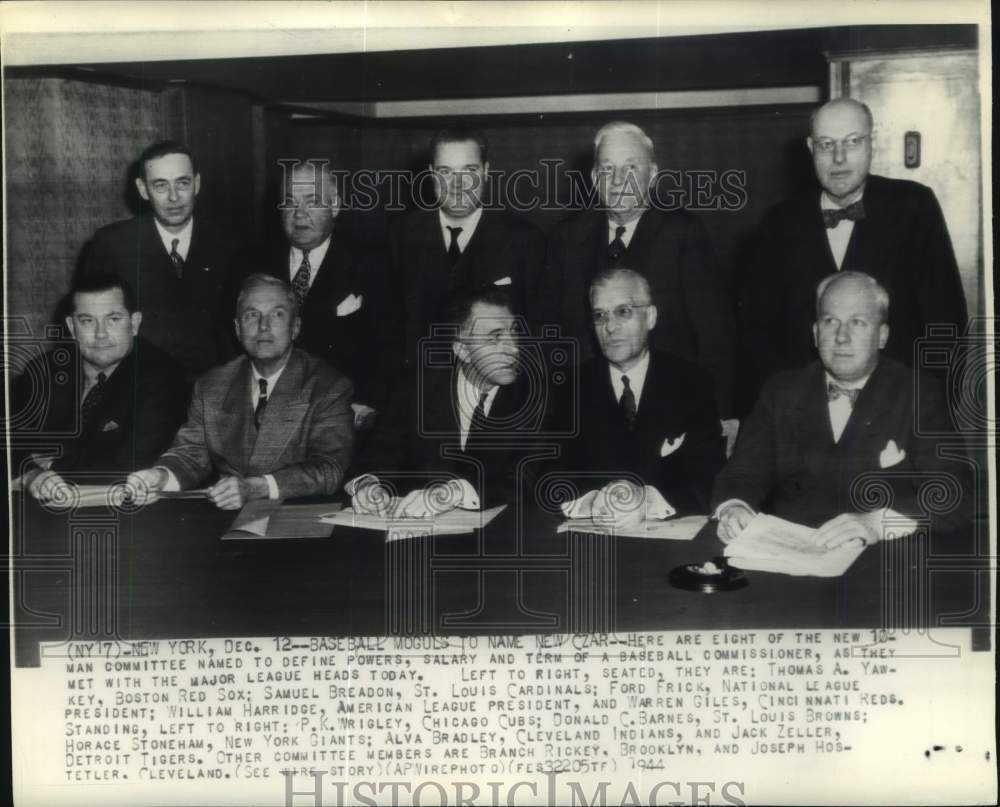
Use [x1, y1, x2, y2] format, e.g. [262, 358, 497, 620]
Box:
[591, 304, 650, 326]
[812, 134, 869, 154]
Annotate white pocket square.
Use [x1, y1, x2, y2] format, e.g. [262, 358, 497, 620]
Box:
[660, 433, 686, 457]
[336, 293, 363, 317]
[493, 276, 513, 286]
[101, 420, 120, 432]
[879, 439, 906, 469]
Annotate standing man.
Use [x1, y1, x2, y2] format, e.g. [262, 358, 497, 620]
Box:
[740, 98, 968, 406]
[11, 273, 187, 502]
[554, 267, 725, 524]
[80, 140, 235, 378]
[128, 274, 354, 510]
[347, 286, 548, 514]
[255, 159, 395, 425]
[715, 272, 970, 548]
[542, 121, 737, 432]
[391, 128, 546, 367]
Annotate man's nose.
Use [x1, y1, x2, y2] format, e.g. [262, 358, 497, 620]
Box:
[832, 143, 847, 164]
[94, 319, 108, 337]
[258, 315, 272, 332]
[167, 183, 179, 201]
[835, 322, 850, 342]
[611, 166, 628, 186]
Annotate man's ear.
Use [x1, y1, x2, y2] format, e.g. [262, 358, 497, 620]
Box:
[646, 304, 658, 331]
[193, 173, 201, 197]
[292, 315, 302, 341]
[233, 318, 241, 342]
[812, 321, 819, 348]
[130, 312, 143, 336]
[453, 340, 470, 365]
[878, 323, 889, 350]
[65, 316, 76, 339]
[135, 177, 150, 201]
[806, 137, 815, 157]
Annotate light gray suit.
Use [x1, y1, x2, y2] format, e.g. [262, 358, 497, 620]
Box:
[158, 348, 353, 498]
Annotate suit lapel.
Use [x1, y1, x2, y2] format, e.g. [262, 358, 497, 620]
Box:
[838, 360, 894, 452]
[842, 178, 895, 275]
[247, 351, 311, 471]
[804, 193, 841, 276]
[793, 364, 837, 462]
[221, 358, 255, 474]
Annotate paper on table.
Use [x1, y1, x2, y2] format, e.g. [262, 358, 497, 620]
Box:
[723, 513, 865, 577]
[221, 501, 343, 540]
[322, 503, 506, 538]
[558, 514, 707, 540]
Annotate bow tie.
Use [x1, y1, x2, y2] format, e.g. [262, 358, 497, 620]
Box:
[822, 200, 866, 228]
[827, 382, 860, 406]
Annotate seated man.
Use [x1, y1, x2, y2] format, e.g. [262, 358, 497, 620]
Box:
[556, 267, 725, 526]
[12, 272, 187, 502]
[713, 271, 970, 549]
[347, 286, 548, 516]
[128, 274, 354, 510]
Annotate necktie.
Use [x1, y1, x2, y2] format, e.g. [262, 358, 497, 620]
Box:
[619, 374, 637, 430]
[169, 238, 184, 278]
[446, 226, 463, 265]
[467, 390, 490, 444]
[822, 200, 866, 229]
[254, 378, 268, 430]
[81, 372, 107, 428]
[608, 225, 627, 263]
[291, 250, 312, 308]
[827, 381, 860, 406]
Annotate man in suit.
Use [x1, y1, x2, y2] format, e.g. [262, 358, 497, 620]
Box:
[80, 140, 235, 378]
[542, 121, 737, 433]
[740, 98, 968, 407]
[715, 271, 970, 549]
[390, 129, 545, 368]
[556, 267, 725, 526]
[346, 286, 548, 515]
[127, 274, 354, 510]
[256, 159, 394, 425]
[12, 273, 188, 503]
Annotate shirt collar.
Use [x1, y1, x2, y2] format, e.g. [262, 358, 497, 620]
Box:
[291, 234, 332, 268]
[607, 209, 645, 246]
[457, 364, 499, 412]
[608, 349, 651, 389]
[821, 184, 866, 210]
[824, 366, 875, 392]
[439, 206, 483, 239]
[251, 356, 291, 391]
[154, 217, 194, 256]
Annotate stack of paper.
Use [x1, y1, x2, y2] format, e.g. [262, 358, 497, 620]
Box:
[322, 503, 506, 539]
[558, 514, 707, 540]
[723, 513, 865, 577]
[221, 501, 343, 540]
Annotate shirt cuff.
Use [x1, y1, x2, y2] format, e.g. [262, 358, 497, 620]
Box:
[264, 474, 280, 500]
[876, 509, 919, 540]
[713, 499, 756, 521]
[344, 474, 379, 496]
[156, 467, 182, 492]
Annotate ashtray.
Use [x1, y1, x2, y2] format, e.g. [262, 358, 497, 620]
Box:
[668, 557, 748, 592]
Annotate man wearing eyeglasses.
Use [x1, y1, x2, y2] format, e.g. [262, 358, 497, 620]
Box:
[346, 286, 548, 516]
[740, 98, 967, 410]
[79, 140, 236, 380]
[126, 274, 354, 510]
[554, 267, 725, 526]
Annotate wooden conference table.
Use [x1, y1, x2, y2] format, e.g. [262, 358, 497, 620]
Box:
[11, 492, 990, 666]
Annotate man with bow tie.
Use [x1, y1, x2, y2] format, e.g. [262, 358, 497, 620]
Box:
[553, 267, 726, 527]
[714, 272, 971, 549]
[80, 141, 236, 379]
[346, 286, 549, 516]
[739, 98, 967, 410]
[127, 274, 354, 510]
[11, 273, 188, 504]
[252, 159, 396, 428]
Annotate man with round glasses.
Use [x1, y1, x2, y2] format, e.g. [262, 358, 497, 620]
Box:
[739, 97, 967, 411]
[554, 267, 725, 526]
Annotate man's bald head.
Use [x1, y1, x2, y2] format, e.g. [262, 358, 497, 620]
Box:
[807, 98, 874, 205]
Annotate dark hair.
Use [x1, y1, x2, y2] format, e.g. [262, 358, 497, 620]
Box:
[428, 129, 489, 165]
[442, 285, 513, 336]
[139, 140, 197, 178]
[70, 272, 137, 313]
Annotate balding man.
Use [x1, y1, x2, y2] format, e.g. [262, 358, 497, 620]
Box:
[740, 98, 967, 406]
[715, 271, 970, 549]
[542, 121, 737, 425]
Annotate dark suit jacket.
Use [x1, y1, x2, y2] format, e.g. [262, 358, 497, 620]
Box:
[558, 350, 725, 515]
[542, 208, 736, 416]
[80, 214, 236, 378]
[390, 208, 546, 365]
[740, 175, 968, 408]
[711, 357, 971, 532]
[157, 348, 354, 499]
[352, 366, 550, 507]
[254, 217, 395, 408]
[10, 338, 187, 480]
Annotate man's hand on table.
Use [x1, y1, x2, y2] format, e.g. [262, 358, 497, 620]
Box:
[716, 502, 755, 544]
[811, 512, 882, 551]
[208, 475, 268, 511]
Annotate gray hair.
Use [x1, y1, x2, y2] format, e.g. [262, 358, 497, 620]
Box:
[589, 266, 653, 304]
[593, 121, 656, 162]
[236, 273, 299, 317]
[815, 271, 889, 322]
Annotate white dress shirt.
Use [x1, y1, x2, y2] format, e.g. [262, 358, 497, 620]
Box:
[288, 235, 332, 292]
[821, 188, 863, 270]
[438, 206, 483, 254]
[608, 350, 650, 412]
[154, 217, 193, 261]
[607, 210, 644, 249]
[456, 368, 499, 451]
[826, 369, 872, 443]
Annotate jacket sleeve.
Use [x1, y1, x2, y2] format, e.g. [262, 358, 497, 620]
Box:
[156, 378, 215, 488]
